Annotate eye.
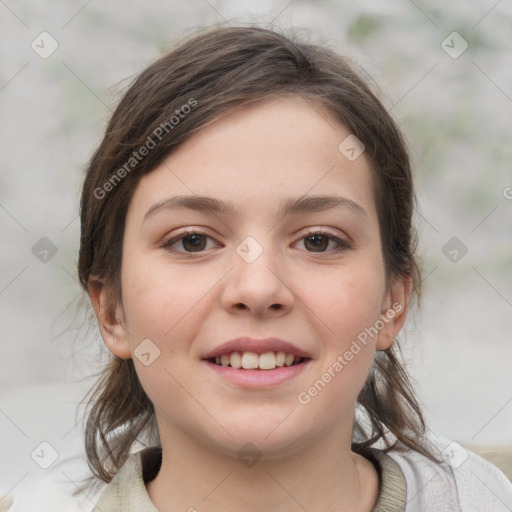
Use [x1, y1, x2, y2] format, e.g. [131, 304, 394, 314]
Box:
[293, 230, 351, 253]
[161, 229, 351, 255]
[161, 230, 219, 254]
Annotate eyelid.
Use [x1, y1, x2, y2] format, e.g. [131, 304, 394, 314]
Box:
[300, 227, 346, 239]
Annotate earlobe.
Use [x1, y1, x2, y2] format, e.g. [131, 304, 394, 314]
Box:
[88, 278, 132, 359]
[376, 275, 411, 351]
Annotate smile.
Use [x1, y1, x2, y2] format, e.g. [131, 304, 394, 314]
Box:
[209, 350, 306, 370]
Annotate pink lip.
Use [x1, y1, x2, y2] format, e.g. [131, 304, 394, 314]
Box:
[204, 359, 311, 388]
[201, 337, 312, 360]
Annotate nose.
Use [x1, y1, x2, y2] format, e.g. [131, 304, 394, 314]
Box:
[220, 236, 295, 317]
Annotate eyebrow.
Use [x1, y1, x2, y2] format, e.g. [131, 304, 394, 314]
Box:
[143, 194, 369, 222]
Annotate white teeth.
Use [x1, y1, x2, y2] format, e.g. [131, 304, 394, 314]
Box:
[230, 351, 242, 369]
[275, 351, 286, 367]
[241, 351, 259, 369]
[284, 353, 295, 366]
[213, 350, 303, 370]
[259, 352, 276, 370]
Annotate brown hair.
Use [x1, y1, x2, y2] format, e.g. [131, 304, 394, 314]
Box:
[78, 24, 440, 482]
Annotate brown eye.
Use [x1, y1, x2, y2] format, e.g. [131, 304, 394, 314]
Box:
[304, 234, 330, 252]
[162, 231, 216, 253]
[180, 234, 208, 252]
[295, 231, 350, 253]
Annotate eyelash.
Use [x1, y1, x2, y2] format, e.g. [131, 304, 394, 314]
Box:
[160, 228, 351, 255]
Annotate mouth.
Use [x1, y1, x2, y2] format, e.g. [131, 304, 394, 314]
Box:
[201, 337, 312, 386]
[206, 351, 309, 370]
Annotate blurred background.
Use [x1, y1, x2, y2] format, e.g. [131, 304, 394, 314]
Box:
[1, 0, 511, 507]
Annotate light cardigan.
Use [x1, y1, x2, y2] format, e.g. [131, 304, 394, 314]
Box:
[92, 440, 512, 512]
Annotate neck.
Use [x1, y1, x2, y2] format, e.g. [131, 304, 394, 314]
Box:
[146, 420, 379, 512]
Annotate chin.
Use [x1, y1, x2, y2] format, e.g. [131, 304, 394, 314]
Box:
[198, 414, 315, 462]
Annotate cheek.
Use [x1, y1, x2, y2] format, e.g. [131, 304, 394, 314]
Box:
[119, 256, 210, 415]
[298, 259, 385, 402]
[121, 254, 200, 337]
[311, 260, 386, 344]
[120, 253, 224, 381]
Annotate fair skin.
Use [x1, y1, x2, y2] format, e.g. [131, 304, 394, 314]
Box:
[90, 96, 410, 512]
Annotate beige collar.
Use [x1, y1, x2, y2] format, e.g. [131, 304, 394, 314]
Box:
[94, 446, 407, 511]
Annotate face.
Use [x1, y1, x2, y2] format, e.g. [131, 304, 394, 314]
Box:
[92, 96, 408, 459]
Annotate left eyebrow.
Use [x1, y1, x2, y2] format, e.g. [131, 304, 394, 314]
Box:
[142, 194, 369, 223]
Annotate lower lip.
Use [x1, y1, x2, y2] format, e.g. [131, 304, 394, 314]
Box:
[204, 360, 311, 388]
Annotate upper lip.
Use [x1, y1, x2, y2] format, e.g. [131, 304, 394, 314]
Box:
[201, 337, 312, 360]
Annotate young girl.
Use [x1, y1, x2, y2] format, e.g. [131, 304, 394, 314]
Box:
[77, 25, 512, 511]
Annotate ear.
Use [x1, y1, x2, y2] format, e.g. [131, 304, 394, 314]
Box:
[88, 278, 132, 359]
[376, 274, 411, 351]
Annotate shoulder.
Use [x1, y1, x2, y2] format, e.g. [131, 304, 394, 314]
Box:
[383, 435, 512, 512]
[92, 447, 161, 512]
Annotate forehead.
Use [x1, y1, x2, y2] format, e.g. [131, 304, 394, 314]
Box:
[126, 96, 378, 226]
